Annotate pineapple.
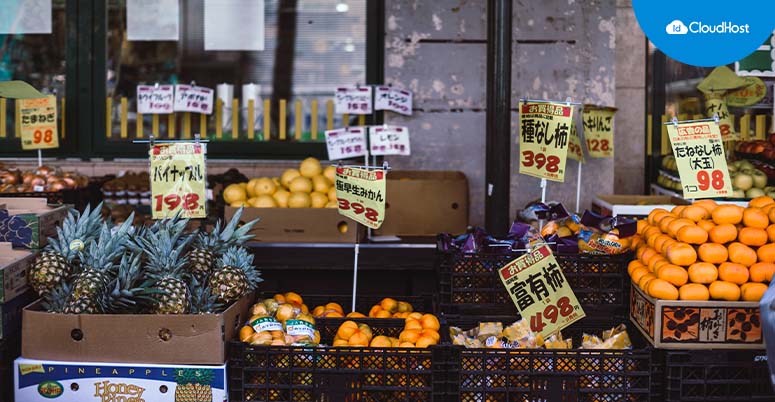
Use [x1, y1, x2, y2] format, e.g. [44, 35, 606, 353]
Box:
[189, 277, 224, 314]
[174, 369, 214, 402]
[41, 282, 72, 313]
[209, 246, 262, 304]
[186, 207, 258, 280]
[70, 216, 135, 301]
[28, 203, 103, 295]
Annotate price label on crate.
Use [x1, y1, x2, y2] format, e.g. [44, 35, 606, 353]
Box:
[149, 142, 207, 219]
[18, 96, 58, 150]
[173, 84, 214, 114]
[334, 86, 373, 114]
[375, 86, 412, 115]
[582, 106, 616, 158]
[369, 125, 410, 156]
[137, 84, 174, 114]
[335, 166, 386, 229]
[498, 245, 585, 338]
[566, 122, 584, 163]
[518, 101, 574, 182]
[667, 120, 733, 199]
[325, 127, 368, 160]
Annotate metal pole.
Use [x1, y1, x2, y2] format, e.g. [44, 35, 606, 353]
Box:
[485, 0, 512, 236]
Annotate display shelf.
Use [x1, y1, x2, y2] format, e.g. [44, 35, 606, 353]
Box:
[650, 183, 683, 198]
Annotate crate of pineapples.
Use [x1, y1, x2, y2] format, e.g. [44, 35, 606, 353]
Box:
[21, 204, 262, 364]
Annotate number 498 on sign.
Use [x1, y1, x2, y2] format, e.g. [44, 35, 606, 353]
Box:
[529, 296, 576, 332]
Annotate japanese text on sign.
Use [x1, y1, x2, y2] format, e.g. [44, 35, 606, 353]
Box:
[149, 142, 207, 219]
[567, 122, 584, 163]
[325, 127, 368, 160]
[173, 85, 214, 114]
[335, 167, 386, 229]
[498, 245, 585, 337]
[518, 101, 574, 182]
[334, 86, 373, 115]
[582, 106, 616, 158]
[137, 85, 174, 114]
[18, 96, 59, 150]
[374, 86, 412, 115]
[369, 125, 410, 156]
[705, 98, 736, 140]
[667, 121, 733, 199]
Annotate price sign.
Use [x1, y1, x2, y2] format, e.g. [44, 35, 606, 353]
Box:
[325, 127, 368, 160]
[567, 122, 584, 163]
[334, 86, 373, 115]
[137, 84, 174, 114]
[149, 142, 207, 219]
[498, 245, 585, 337]
[518, 101, 574, 182]
[667, 120, 733, 199]
[704, 97, 736, 140]
[335, 167, 386, 230]
[374, 86, 412, 115]
[582, 106, 616, 158]
[18, 96, 58, 150]
[173, 84, 214, 114]
[369, 125, 410, 156]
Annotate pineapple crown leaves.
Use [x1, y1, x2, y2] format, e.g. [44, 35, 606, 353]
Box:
[196, 207, 258, 252]
[107, 252, 160, 313]
[175, 368, 215, 386]
[41, 282, 72, 313]
[189, 276, 224, 314]
[218, 246, 263, 289]
[77, 213, 136, 273]
[46, 203, 106, 260]
[136, 218, 194, 279]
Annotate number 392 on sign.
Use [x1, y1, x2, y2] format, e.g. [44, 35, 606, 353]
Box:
[518, 101, 574, 182]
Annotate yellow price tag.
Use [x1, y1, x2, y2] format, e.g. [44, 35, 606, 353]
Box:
[149, 142, 207, 219]
[18, 96, 59, 150]
[567, 123, 584, 163]
[334, 167, 386, 229]
[498, 245, 586, 338]
[518, 101, 574, 182]
[667, 121, 733, 199]
[582, 106, 616, 158]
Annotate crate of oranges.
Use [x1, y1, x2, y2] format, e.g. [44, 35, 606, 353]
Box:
[626, 197, 775, 349]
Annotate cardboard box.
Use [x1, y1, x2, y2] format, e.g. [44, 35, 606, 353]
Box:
[630, 284, 763, 349]
[0, 198, 68, 249]
[225, 206, 358, 243]
[15, 358, 227, 402]
[592, 195, 690, 218]
[22, 293, 253, 364]
[375, 170, 468, 237]
[0, 243, 33, 303]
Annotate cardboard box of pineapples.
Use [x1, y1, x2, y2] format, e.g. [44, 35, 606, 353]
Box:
[22, 204, 257, 364]
[223, 157, 358, 243]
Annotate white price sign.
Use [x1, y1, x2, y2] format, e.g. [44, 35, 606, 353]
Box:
[137, 85, 174, 114]
[334, 86, 373, 115]
[375, 86, 412, 115]
[369, 125, 410, 156]
[325, 127, 368, 160]
[173, 85, 215, 114]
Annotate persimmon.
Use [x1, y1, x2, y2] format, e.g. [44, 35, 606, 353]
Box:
[739, 227, 768, 246]
[758, 243, 775, 263]
[749, 262, 775, 283]
[659, 216, 677, 234]
[693, 199, 718, 214]
[628, 260, 646, 276]
[712, 205, 744, 225]
[667, 219, 694, 238]
[637, 220, 649, 235]
[749, 196, 775, 209]
[709, 281, 741, 301]
[728, 242, 757, 267]
[647, 208, 670, 225]
[741, 283, 768, 302]
[743, 207, 770, 229]
[639, 273, 657, 291]
[656, 264, 689, 287]
[687, 262, 719, 284]
[671, 205, 687, 215]
[709, 223, 738, 244]
[631, 266, 651, 284]
[697, 243, 728, 264]
[678, 283, 710, 301]
[647, 279, 679, 300]
[697, 219, 716, 233]
[681, 205, 709, 222]
[677, 225, 708, 245]
[718, 262, 750, 285]
[767, 224, 775, 242]
[666, 242, 697, 266]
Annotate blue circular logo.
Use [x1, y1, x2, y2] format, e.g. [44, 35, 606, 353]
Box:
[633, 0, 775, 67]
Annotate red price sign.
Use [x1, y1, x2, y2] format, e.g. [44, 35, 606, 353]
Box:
[529, 296, 575, 333]
[154, 193, 202, 213]
[19, 96, 59, 150]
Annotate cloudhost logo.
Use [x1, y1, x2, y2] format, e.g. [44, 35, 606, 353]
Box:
[666, 19, 751, 35]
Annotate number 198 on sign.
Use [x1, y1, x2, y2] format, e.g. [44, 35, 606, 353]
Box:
[154, 193, 201, 212]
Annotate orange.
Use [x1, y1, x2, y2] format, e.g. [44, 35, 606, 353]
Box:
[404, 319, 423, 331]
[658, 216, 677, 233]
[767, 224, 775, 242]
[743, 208, 770, 229]
[728, 242, 758, 267]
[637, 220, 649, 235]
[718, 262, 750, 285]
[325, 302, 344, 314]
[346, 312, 367, 318]
[639, 273, 657, 291]
[709, 224, 738, 244]
[273, 293, 286, 303]
[656, 264, 689, 287]
[312, 306, 326, 317]
[421, 329, 441, 342]
[647, 278, 679, 300]
[390, 337, 401, 347]
[741, 283, 768, 301]
[300, 304, 309, 314]
[697, 219, 716, 233]
[738, 227, 768, 246]
[678, 283, 710, 301]
[420, 314, 441, 331]
[709, 281, 741, 301]
[407, 312, 423, 321]
[628, 260, 646, 276]
[399, 329, 422, 343]
[647, 208, 670, 225]
[687, 262, 719, 284]
[631, 266, 651, 284]
[375, 310, 392, 318]
[349, 331, 371, 346]
[337, 321, 359, 340]
[694, 199, 718, 214]
[667, 219, 694, 238]
[322, 310, 344, 318]
[416, 336, 437, 348]
[379, 297, 399, 313]
[698, 243, 728, 264]
[239, 325, 255, 342]
[769, 206, 775, 224]
[676, 225, 708, 245]
[370, 335, 392, 348]
[750, 196, 775, 209]
[758, 243, 775, 263]
[712, 205, 744, 225]
[749, 262, 775, 282]
[333, 339, 349, 347]
[681, 205, 709, 222]
[666, 243, 697, 266]
[368, 305, 382, 317]
[399, 341, 415, 348]
[284, 292, 303, 307]
[397, 301, 413, 313]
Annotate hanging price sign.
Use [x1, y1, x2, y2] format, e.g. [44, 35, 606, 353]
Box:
[173, 84, 214, 114]
[334, 86, 373, 115]
[667, 120, 733, 199]
[582, 105, 616, 158]
[518, 101, 574, 182]
[498, 245, 585, 337]
[137, 84, 174, 114]
[335, 167, 386, 229]
[325, 127, 368, 160]
[18, 96, 59, 150]
[374, 86, 412, 115]
[567, 122, 584, 163]
[149, 142, 207, 219]
[369, 125, 410, 156]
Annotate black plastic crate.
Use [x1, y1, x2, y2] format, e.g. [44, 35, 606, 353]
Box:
[229, 319, 447, 402]
[442, 316, 653, 402]
[657, 349, 775, 401]
[437, 249, 631, 318]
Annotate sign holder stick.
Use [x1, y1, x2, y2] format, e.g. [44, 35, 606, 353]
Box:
[575, 163, 582, 213]
[37, 149, 42, 168]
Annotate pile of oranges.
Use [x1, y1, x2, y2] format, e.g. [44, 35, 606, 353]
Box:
[312, 297, 416, 319]
[629, 196, 775, 302]
[333, 313, 441, 348]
